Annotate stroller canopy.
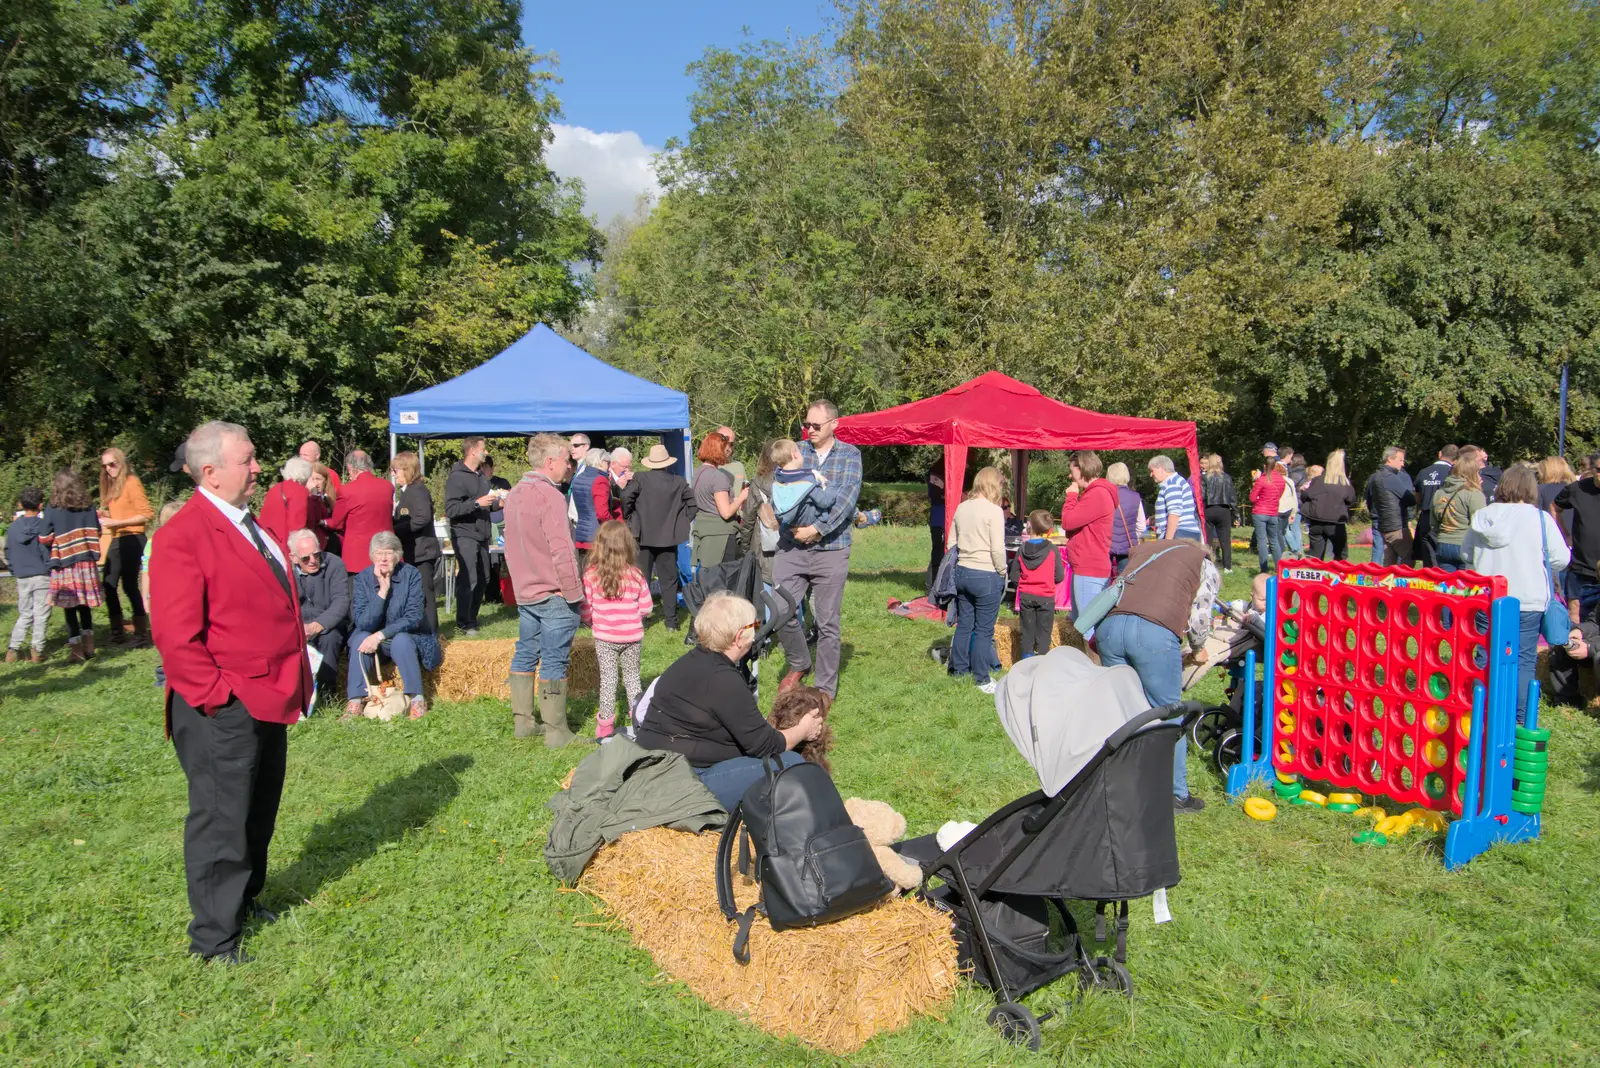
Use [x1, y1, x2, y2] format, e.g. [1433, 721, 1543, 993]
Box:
[996, 647, 1152, 796]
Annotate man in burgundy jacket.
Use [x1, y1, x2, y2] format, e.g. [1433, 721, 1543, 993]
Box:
[328, 449, 394, 573]
[504, 433, 583, 745]
[150, 421, 311, 963]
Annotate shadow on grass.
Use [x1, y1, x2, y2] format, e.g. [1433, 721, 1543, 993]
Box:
[0, 658, 135, 700]
[274, 753, 473, 904]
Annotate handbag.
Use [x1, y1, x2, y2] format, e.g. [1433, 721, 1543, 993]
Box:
[360, 649, 408, 721]
[1540, 516, 1569, 646]
[1074, 545, 1186, 637]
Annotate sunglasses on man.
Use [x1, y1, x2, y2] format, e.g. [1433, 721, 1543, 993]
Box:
[801, 419, 834, 432]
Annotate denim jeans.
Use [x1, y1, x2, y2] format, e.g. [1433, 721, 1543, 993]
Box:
[1252, 515, 1281, 572]
[511, 595, 581, 679]
[1516, 610, 1540, 726]
[1095, 613, 1188, 799]
[1070, 574, 1111, 640]
[1281, 513, 1303, 556]
[695, 751, 804, 811]
[1564, 571, 1600, 621]
[951, 566, 1005, 684]
[348, 631, 424, 698]
[1436, 541, 1468, 573]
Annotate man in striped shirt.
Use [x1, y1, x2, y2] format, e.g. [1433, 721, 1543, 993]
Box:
[1149, 455, 1203, 543]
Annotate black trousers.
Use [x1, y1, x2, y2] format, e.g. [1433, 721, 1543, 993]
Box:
[928, 524, 946, 592]
[413, 558, 439, 635]
[454, 536, 491, 628]
[102, 532, 147, 623]
[169, 694, 287, 957]
[1203, 506, 1233, 570]
[640, 545, 681, 627]
[1412, 514, 1439, 569]
[1018, 592, 1056, 656]
[1307, 521, 1348, 561]
[309, 628, 345, 693]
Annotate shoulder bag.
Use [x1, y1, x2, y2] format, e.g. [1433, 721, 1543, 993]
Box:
[1540, 516, 1569, 646]
[1074, 544, 1186, 637]
[360, 650, 408, 721]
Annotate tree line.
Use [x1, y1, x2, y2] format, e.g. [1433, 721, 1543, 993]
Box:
[3, 0, 1598, 501]
[574, 0, 1600, 480]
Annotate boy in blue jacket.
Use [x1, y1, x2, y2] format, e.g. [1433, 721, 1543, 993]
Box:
[771, 439, 837, 539]
[6, 487, 52, 662]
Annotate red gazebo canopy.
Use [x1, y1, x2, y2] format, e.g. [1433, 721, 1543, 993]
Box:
[835, 371, 1202, 536]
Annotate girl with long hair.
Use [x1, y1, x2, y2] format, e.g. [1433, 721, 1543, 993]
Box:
[97, 446, 153, 643]
[41, 469, 104, 661]
[1433, 454, 1486, 572]
[583, 520, 653, 740]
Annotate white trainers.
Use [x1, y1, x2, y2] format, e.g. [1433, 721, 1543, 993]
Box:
[977, 680, 997, 696]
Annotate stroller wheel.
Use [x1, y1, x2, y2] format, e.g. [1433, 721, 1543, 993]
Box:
[1190, 708, 1228, 754]
[987, 1002, 1041, 1051]
[1214, 727, 1263, 777]
[1077, 955, 1134, 998]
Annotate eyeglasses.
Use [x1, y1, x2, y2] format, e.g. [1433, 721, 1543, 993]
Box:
[739, 621, 758, 635]
[802, 420, 833, 432]
[295, 554, 318, 565]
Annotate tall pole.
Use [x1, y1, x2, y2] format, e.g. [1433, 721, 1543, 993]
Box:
[1559, 362, 1569, 457]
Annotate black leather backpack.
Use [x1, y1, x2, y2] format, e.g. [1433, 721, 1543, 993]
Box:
[715, 757, 894, 963]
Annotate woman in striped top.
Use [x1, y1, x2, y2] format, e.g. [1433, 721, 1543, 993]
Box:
[40, 469, 104, 661]
[583, 520, 653, 740]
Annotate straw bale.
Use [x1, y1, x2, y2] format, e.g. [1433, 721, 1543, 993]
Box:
[578, 827, 959, 1054]
[994, 614, 1086, 671]
[429, 636, 599, 702]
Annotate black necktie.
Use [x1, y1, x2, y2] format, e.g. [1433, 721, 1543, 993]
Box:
[245, 514, 293, 599]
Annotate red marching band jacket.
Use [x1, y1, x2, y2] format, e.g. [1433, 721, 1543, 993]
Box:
[149, 492, 312, 730]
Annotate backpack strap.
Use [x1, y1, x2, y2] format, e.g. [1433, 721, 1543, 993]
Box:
[715, 802, 745, 922]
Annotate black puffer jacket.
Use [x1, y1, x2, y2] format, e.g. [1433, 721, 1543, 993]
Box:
[394, 481, 441, 564]
[1300, 476, 1357, 524]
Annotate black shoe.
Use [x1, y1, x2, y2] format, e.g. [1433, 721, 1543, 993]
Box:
[202, 946, 254, 965]
[248, 901, 278, 924]
[1174, 795, 1206, 814]
[664, 620, 680, 631]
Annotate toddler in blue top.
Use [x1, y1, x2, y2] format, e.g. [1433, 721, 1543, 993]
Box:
[769, 439, 837, 534]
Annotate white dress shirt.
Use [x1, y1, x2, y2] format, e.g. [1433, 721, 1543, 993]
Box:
[199, 487, 287, 569]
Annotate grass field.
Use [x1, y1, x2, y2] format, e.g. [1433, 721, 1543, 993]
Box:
[3, 525, 1599, 1066]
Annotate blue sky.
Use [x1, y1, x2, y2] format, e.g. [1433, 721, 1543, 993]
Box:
[525, 0, 828, 223]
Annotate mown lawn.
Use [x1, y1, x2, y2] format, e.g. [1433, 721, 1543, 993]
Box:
[3, 525, 1599, 1066]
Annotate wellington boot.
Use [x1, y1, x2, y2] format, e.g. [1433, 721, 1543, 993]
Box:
[107, 613, 129, 644]
[81, 632, 96, 660]
[68, 642, 87, 664]
[539, 678, 576, 748]
[130, 616, 152, 648]
[510, 672, 541, 739]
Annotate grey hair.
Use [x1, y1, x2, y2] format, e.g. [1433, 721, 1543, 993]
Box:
[1149, 454, 1176, 475]
[346, 449, 374, 474]
[186, 421, 250, 474]
[1383, 445, 1405, 462]
[528, 433, 566, 469]
[287, 528, 319, 552]
[608, 446, 633, 466]
[807, 398, 839, 420]
[582, 447, 610, 469]
[281, 456, 313, 483]
[368, 530, 402, 558]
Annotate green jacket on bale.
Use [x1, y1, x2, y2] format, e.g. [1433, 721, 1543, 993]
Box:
[545, 738, 727, 884]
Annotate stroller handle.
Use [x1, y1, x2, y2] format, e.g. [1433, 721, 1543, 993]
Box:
[1104, 700, 1205, 750]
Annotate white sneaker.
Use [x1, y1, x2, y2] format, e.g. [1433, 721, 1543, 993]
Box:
[977, 680, 997, 696]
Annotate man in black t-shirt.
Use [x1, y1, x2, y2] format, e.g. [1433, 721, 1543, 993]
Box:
[1555, 471, 1600, 622]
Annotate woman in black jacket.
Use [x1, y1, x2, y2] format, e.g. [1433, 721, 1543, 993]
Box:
[1200, 453, 1237, 571]
[636, 591, 822, 809]
[621, 443, 697, 630]
[1299, 449, 1359, 561]
[390, 451, 442, 635]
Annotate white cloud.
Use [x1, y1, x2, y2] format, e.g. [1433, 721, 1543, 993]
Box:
[547, 124, 662, 225]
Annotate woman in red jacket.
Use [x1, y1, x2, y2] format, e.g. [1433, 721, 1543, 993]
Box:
[258, 456, 325, 551]
[1059, 451, 1117, 640]
[1250, 445, 1286, 572]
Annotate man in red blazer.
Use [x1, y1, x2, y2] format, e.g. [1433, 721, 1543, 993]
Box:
[151, 420, 311, 964]
[328, 449, 394, 573]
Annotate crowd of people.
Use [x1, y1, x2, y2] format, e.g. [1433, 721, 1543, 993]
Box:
[6, 412, 1595, 965]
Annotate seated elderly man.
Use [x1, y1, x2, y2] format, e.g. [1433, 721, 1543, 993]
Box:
[344, 530, 442, 721]
[636, 591, 823, 809]
[288, 528, 349, 695]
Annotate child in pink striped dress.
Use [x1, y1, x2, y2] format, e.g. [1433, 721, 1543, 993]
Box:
[583, 520, 654, 740]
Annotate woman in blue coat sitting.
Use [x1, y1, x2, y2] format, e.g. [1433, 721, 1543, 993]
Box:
[344, 530, 442, 720]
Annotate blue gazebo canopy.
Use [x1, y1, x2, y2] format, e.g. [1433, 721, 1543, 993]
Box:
[388, 325, 689, 437]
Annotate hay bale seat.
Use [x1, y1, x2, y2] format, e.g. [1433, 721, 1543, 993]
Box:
[993, 614, 1086, 671]
[426, 636, 600, 702]
[577, 827, 960, 1055]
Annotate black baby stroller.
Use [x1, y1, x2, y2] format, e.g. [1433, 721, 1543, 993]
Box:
[1186, 602, 1266, 776]
[893, 648, 1201, 1049]
[679, 553, 799, 695]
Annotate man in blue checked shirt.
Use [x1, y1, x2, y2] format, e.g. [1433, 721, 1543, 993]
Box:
[774, 399, 862, 703]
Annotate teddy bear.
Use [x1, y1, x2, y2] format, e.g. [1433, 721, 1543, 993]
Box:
[844, 797, 922, 891]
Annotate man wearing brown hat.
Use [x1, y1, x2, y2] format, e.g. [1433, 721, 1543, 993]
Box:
[621, 443, 695, 630]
